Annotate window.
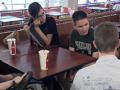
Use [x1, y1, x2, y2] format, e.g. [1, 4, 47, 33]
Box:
[0, 0, 60, 10]
[49, 0, 60, 7]
[78, 0, 88, 4]
[78, 0, 118, 4]
[26, 0, 45, 8]
[12, 0, 25, 9]
[97, 0, 106, 2]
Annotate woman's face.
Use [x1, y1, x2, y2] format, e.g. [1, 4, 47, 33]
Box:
[37, 9, 46, 24]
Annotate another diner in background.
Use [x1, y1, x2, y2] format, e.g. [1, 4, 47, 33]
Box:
[0, 2, 8, 11]
[104, 0, 112, 8]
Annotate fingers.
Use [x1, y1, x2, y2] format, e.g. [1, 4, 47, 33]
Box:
[21, 73, 27, 79]
[34, 18, 41, 25]
[13, 73, 27, 84]
[24, 25, 29, 31]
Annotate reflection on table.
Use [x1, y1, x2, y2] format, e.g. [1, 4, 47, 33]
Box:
[87, 6, 111, 12]
[0, 15, 24, 26]
[46, 11, 69, 19]
[0, 16, 24, 22]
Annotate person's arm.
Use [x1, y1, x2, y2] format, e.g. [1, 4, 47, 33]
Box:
[34, 26, 53, 45]
[92, 51, 99, 58]
[33, 18, 53, 46]
[0, 79, 14, 90]
[46, 16, 60, 45]
[0, 73, 26, 90]
[24, 17, 33, 31]
[23, 24, 29, 31]
[0, 74, 13, 81]
[69, 47, 75, 52]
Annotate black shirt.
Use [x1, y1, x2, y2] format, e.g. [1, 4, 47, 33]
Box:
[28, 15, 60, 47]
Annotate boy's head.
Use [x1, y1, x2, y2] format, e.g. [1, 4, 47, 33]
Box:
[94, 22, 119, 53]
[72, 10, 89, 36]
[28, 2, 46, 23]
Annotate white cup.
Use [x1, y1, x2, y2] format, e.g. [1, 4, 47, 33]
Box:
[7, 38, 16, 55]
[38, 50, 49, 70]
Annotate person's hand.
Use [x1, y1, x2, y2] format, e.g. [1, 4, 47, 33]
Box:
[33, 18, 41, 26]
[13, 73, 27, 84]
[24, 25, 29, 31]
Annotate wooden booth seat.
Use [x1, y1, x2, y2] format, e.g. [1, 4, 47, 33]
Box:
[56, 18, 73, 49]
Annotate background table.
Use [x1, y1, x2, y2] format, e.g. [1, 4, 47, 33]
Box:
[46, 11, 69, 19]
[87, 6, 111, 12]
[0, 15, 24, 26]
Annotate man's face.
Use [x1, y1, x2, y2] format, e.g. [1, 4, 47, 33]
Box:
[37, 9, 46, 24]
[74, 18, 90, 36]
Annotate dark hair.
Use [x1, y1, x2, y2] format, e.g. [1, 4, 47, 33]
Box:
[94, 22, 119, 53]
[72, 10, 87, 24]
[28, 2, 42, 18]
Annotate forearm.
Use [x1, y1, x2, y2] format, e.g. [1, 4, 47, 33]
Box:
[92, 52, 99, 58]
[0, 80, 13, 90]
[35, 26, 52, 45]
[0, 74, 13, 81]
[69, 47, 75, 52]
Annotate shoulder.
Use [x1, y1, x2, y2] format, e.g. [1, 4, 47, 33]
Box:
[71, 30, 79, 35]
[46, 15, 55, 22]
[70, 30, 82, 39]
[89, 28, 94, 33]
[76, 64, 95, 77]
[87, 28, 94, 37]
[73, 64, 95, 88]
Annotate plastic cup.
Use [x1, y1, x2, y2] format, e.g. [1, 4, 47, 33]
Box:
[7, 38, 16, 55]
[38, 50, 49, 70]
[7, 38, 12, 51]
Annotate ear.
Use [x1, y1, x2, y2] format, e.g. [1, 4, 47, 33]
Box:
[117, 39, 120, 48]
[93, 40, 97, 49]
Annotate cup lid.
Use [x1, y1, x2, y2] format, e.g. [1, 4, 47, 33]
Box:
[7, 38, 12, 41]
[38, 50, 49, 54]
